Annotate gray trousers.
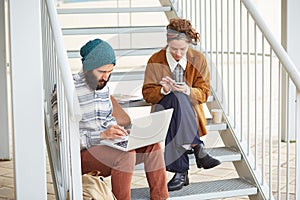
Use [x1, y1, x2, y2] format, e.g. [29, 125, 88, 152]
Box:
[154, 92, 203, 172]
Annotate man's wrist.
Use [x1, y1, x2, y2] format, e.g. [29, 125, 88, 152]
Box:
[99, 131, 105, 140]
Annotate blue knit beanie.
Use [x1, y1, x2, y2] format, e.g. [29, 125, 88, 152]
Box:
[80, 38, 116, 71]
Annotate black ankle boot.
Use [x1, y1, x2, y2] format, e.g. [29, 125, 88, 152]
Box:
[167, 171, 189, 191]
[193, 144, 221, 169]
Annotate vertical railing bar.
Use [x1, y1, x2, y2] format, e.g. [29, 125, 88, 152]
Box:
[64, 83, 70, 194]
[296, 89, 300, 200]
[210, 0, 213, 73]
[286, 75, 290, 200]
[46, 16, 52, 92]
[117, 0, 121, 50]
[194, 0, 198, 32]
[240, 1, 243, 142]
[204, 0, 207, 58]
[58, 96, 65, 197]
[254, 23, 258, 170]
[69, 111, 78, 200]
[49, 34, 54, 105]
[198, 0, 202, 50]
[215, 0, 221, 91]
[65, 94, 72, 197]
[44, 17, 49, 87]
[246, 10, 250, 155]
[181, 0, 184, 18]
[277, 61, 282, 200]
[177, 0, 180, 17]
[57, 80, 65, 194]
[268, 48, 273, 200]
[175, 0, 178, 17]
[182, 0, 185, 19]
[215, 0, 218, 93]
[129, 0, 132, 50]
[46, 11, 52, 84]
[51, 41, 56, 95]
[185, 0, 188, 19]
[57, 62, 67, 196]
[187, 0, 189, 20]
[220, 0, 224, 103]
[226, 0, 230, 115]
[44, 10, 50, 87]
[233, 0, 236, 127]
[261, 34, 265, 185]
[59, 80, 68, 195]
[45, 12, 51, 111]
[186, 0, 188, 20]
[190, 0, 193, 22]
[41, 1, 47, 94]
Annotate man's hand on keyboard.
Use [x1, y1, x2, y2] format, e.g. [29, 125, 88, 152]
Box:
[100, 125, 128, 139]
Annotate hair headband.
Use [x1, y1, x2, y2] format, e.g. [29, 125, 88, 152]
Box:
[167, 29, 190, 42]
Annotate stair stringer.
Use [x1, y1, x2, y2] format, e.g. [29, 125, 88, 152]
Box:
[207, 88, 273, 200]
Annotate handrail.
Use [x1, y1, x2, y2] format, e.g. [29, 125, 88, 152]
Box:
[43, 1, 83, 199]
[242, 0, 300, 91]
[168, 0, 299, 199]
[45, 0, 81, 121]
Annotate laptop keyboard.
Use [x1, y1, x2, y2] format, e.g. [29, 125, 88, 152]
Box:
[114, 140, 128, 148]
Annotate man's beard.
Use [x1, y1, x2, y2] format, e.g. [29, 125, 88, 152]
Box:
[84, 70, 111, 91]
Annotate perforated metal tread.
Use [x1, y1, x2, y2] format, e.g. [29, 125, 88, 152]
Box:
[134, 146, 241, 170]
[62, 25, 166, 35]
[188, 146, 241, 163]
[57, 6, 172, 14]
[67, 47, 163, 58]
[118, 95, 215, 108]
[206, 119, 227, 131]
[131, 178, 257, 200]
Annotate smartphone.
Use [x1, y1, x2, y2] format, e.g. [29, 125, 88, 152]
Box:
[175, 82, 184, 85]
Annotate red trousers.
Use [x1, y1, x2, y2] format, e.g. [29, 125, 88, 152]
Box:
[81, 143, 169, 200]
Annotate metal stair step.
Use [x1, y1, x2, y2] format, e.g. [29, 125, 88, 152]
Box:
[188, 146, 241, 164]
[134, 146, 239, 170]
[67, 47, 163, 58]
[206, 119, 227, 131]
[57, 6, 172, 14]
[119, 95, 215, 109]
[62, 25, 166, 35]
[111, 70, 145, 81]
[131, 178, 257, 199]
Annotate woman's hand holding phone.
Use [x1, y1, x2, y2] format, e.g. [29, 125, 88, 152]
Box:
[160, 76, 188, 93]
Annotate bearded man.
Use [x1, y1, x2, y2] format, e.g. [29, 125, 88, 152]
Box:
[73, 38, 169, 200]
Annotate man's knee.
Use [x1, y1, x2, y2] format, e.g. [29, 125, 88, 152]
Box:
[113, 151, 136, 172]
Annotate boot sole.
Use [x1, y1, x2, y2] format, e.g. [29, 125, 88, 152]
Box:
[197, 161, 221, 169]
[168, 181, 189, 191]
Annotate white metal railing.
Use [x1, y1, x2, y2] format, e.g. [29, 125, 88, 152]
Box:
[41, 0, 82, 199]
[172, 0, 300, 199]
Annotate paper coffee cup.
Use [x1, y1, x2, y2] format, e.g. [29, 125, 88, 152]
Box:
[211, 109, 223, 123]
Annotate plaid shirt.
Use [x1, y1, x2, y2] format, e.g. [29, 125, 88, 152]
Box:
[73, 72, 117, 150]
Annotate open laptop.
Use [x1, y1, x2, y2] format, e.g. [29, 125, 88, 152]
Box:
[100, 108, 173, 151]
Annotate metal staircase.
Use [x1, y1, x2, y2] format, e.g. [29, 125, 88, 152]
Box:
[55, 0, 260, 199]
